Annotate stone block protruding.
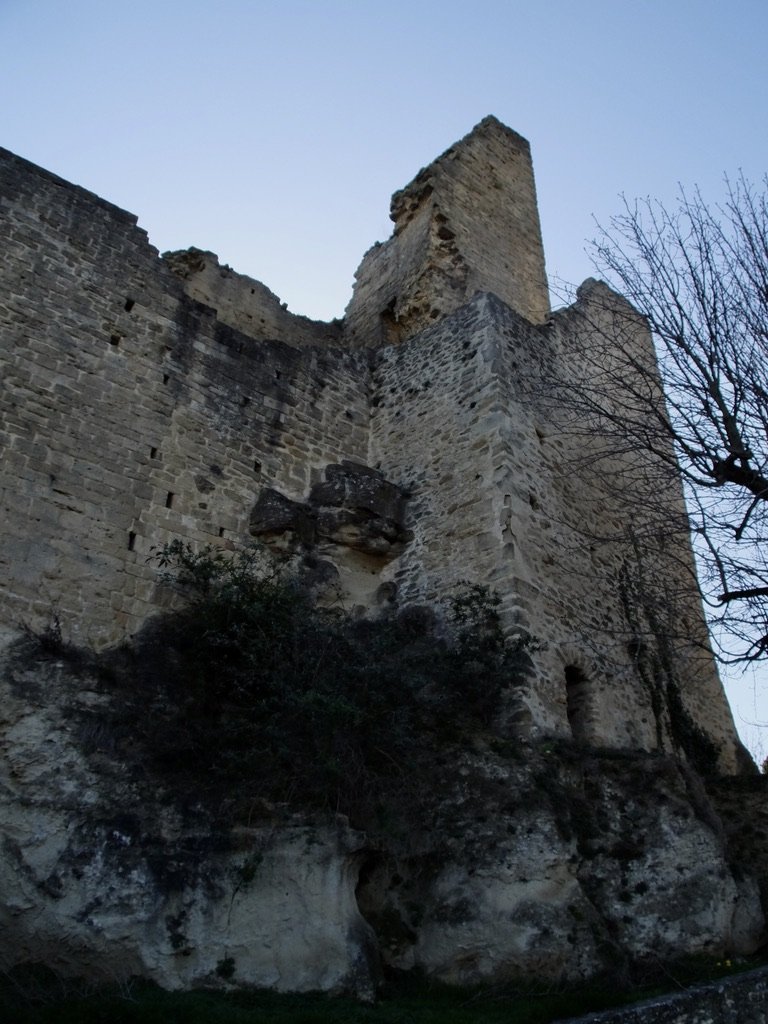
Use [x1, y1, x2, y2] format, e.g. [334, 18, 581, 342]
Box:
[344, 116, 550, 346]
[309, 461, 408, 525]
[249, 462, 410, 561]
[249, 489, 317, 546]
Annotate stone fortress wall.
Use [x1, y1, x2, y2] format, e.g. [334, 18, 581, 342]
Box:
[0, 116, 745, 771]
[0, 152, 371, 641]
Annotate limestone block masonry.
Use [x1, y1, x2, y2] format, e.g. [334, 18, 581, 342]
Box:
[0, 115, 746, 773]
[2, 114, 766, 1009]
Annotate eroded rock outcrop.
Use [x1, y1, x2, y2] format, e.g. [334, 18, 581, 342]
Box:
[357, 748, 762, 985]
[250, 461, 411, 609]
[0, 643, 378, 996]
[1, 638, 762, 994]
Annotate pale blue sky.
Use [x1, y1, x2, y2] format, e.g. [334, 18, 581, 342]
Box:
[2, 0, 767, 753]
[3, 1, 766, 319]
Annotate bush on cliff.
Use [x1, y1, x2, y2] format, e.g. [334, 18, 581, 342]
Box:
[66, 541, 533, 830]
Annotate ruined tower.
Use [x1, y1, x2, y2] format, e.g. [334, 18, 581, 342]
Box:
[344, 116, 550, 344]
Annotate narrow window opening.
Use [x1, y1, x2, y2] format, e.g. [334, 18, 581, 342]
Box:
[127, 531, 136, 552]
[165, 492, 174, 509]
[124, 298, 135, 312]
[380, 298, 403, 345]
[150, 446, 158, 459]
[218, 527, 225, 538]
[109, 334, 121, 347]
[254, 460, 262, 474]
[501, 494, 513, 550]
[275, 370, 281, 380]
[565, 665, 591, 744]
[163, 373, 170, 385]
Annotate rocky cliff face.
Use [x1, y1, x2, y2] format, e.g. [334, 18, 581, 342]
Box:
[0, 640, 378, 996]
[1, 636, 762, 996]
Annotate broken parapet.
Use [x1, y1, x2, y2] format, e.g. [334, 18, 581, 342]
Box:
[344, 116, 550, 346]
[164, 247, 343, 348]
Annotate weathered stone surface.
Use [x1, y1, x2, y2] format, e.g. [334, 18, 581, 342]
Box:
[251, 463, 410, 559]
[310, 461, 408, 524]
[310, 461, 410, 556]
[249, 464, 411, 606]
[708, 775, 768, 913]
[356, 749, 762, 986]
[0, 645, 377, 996]
[250, 487, 317, 545]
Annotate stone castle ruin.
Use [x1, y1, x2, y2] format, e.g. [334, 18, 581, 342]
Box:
[0, 115, 743, 768]
[1, 117, 766, 1000]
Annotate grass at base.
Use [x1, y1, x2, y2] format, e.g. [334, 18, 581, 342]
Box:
[0, 985, 626, 1024]
[1, 957, 763, 1024]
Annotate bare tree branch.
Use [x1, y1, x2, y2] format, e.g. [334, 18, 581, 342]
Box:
[547, 173, 768, 662]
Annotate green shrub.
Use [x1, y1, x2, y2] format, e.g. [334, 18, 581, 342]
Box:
[92, 541, 532, 832]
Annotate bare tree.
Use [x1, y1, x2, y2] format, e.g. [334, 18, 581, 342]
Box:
[555, 175, 768, 661]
